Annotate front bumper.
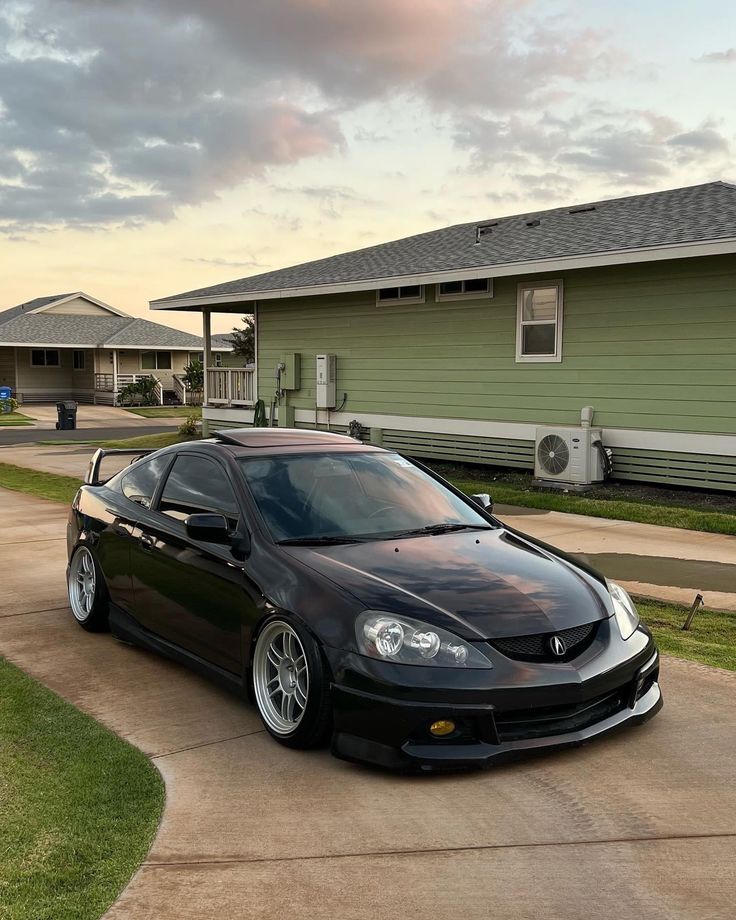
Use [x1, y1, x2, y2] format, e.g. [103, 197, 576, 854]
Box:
[327, 630, 662, 771]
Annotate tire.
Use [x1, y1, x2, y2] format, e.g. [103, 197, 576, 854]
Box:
[251, 616, 331, 749]
[67, 545, 110, 632]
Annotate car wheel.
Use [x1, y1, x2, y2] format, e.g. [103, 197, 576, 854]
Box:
[252, 617, 331, 749]
[67, 545, 109, 632]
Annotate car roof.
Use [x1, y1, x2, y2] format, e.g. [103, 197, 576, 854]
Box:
[214, 427, 359, 448]
[166, 428, 385, 458]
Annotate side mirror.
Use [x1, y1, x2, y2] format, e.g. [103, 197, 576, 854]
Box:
[185, 513, 231, 544]
[470, 493, 493, 513]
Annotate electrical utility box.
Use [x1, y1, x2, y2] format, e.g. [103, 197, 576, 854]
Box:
[315, 354, 336, 408]
[279, 352, 301, 390]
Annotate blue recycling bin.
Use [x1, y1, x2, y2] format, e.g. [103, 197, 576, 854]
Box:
[0, 385, 12, 413]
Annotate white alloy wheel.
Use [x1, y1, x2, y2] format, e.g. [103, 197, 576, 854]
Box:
[68, 546, 97, 622]
[253, 620, 310, 735]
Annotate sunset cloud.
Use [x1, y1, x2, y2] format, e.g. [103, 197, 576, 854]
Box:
[0, 0, 733, 240]
[0, 0, 613, 233]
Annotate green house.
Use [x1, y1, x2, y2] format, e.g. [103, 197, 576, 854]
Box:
[151, 182, 736, 492]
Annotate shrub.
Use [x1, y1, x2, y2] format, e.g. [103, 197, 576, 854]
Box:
[0, 396, 19, 414]
[117, 378, 158, 406]
[182, 358, 204, 391]
[178, 414, 199, 438]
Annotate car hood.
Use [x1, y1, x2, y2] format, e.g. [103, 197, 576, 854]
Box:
[284, 528, 612, 640]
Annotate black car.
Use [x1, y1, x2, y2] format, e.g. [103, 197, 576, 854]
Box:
[67, 428, 662, 770]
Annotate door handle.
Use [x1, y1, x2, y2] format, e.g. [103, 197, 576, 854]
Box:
[139, 533, 155, 551]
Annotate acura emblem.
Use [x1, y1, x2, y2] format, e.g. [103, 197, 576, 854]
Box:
[549, 635, 567, 657]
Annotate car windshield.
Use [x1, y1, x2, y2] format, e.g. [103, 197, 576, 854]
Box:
[238, 451, 493, 543]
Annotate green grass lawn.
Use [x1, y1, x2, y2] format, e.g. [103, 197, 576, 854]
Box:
[37, 432, 195, 450]
[0, 658, 164, 920]
[124, 406, 201, 419]
[637, 597, 736, 671]
[0, 462, 81, 504]
[97, 431, 193, 449]
[433, 464, 736, 537]
[0, 412, 35, 427]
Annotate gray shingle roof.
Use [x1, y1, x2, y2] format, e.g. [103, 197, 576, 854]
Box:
[211, 333, 236, 350]
[153, 181, 736, 304]
[0, 293, 76, 323]
[0, 311, 228, 350]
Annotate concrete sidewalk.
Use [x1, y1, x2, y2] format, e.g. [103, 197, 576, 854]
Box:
[1, 485, 735, 919]
[2, 442, 735, 611]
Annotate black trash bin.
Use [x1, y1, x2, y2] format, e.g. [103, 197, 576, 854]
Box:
[56, 400, 78, 430]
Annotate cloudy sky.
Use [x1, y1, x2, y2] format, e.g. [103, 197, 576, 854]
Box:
[1, 0, 735, 332]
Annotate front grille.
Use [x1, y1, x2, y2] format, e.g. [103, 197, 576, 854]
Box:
[491, 621, 599, 662]
[495, 688, 627, 742]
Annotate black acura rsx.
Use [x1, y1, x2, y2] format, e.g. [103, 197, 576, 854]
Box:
[67, 428, 662, 771]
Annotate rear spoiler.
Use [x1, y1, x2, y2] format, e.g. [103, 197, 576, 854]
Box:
[85, 447, 156, 486]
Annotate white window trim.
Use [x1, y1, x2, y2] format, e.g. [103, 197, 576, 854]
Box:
[435, 279, 494, 302]
[515, 280, 564, 363]
[140, 350, 172, 371]
[375, 285, 425, 305]
[30, 348, 60, 367]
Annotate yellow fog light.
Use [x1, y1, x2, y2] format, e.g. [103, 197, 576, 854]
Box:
[430, 719, 456, 737]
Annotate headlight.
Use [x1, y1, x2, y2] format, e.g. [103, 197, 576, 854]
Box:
[607, 580, 640, 640]
[356, 611, 493, 668]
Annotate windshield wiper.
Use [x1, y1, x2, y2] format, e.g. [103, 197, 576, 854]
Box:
[277, 536, 368, 546]
[388, 523, 493, 538]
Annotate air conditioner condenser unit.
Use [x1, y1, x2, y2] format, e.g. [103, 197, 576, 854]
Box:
[534, 426, 606, 489]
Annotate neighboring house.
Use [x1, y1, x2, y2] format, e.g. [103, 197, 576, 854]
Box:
[210, 333, 251, 368]
[150, 182, 736, 491]
[0, 292, 232, 405]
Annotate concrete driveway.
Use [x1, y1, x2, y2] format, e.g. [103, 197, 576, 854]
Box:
[1, 486, 735, 919]
[17, 403, 176, 430]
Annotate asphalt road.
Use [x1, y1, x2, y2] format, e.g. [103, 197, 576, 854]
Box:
[0, 424, 177, 445]
[1, 487, 735, 919]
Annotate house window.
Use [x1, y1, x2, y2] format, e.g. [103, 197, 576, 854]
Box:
[30, 349, 60, 367]
[376, 285, 425, 304]
[214, 352, 223, 367]
[73, 350, 85, 370]
[437, 278, 493, 300]
[141, 351, 172, 370]
[516, 281, 563, 362]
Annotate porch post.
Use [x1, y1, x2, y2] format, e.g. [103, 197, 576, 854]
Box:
[112, 349, 118, 404]
[202, 310, 212, 407]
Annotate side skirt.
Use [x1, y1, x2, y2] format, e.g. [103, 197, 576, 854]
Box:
[109, 604, 247, 696]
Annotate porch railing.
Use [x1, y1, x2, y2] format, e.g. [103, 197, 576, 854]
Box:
[94, 373, 156, 392]
[173, 373, 203, 407]
[94, 372, 163, 405]
[206, 368, 255, 406]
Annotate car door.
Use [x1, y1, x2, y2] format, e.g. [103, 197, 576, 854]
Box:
[108, 452, 175, 613]
[129, 451, 250, 673]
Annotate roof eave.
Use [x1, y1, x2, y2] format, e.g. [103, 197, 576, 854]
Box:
[149, 236, 736, 310]
[0, 340, 231, 350]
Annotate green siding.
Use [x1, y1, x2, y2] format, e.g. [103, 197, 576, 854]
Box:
[249, 254, 736, 489]
[257, 254, 736, 436]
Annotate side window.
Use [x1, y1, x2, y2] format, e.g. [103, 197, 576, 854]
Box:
[121, 454, 171, 508]
[159, 455, 239, 526]
[516, 280, 563, 362]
